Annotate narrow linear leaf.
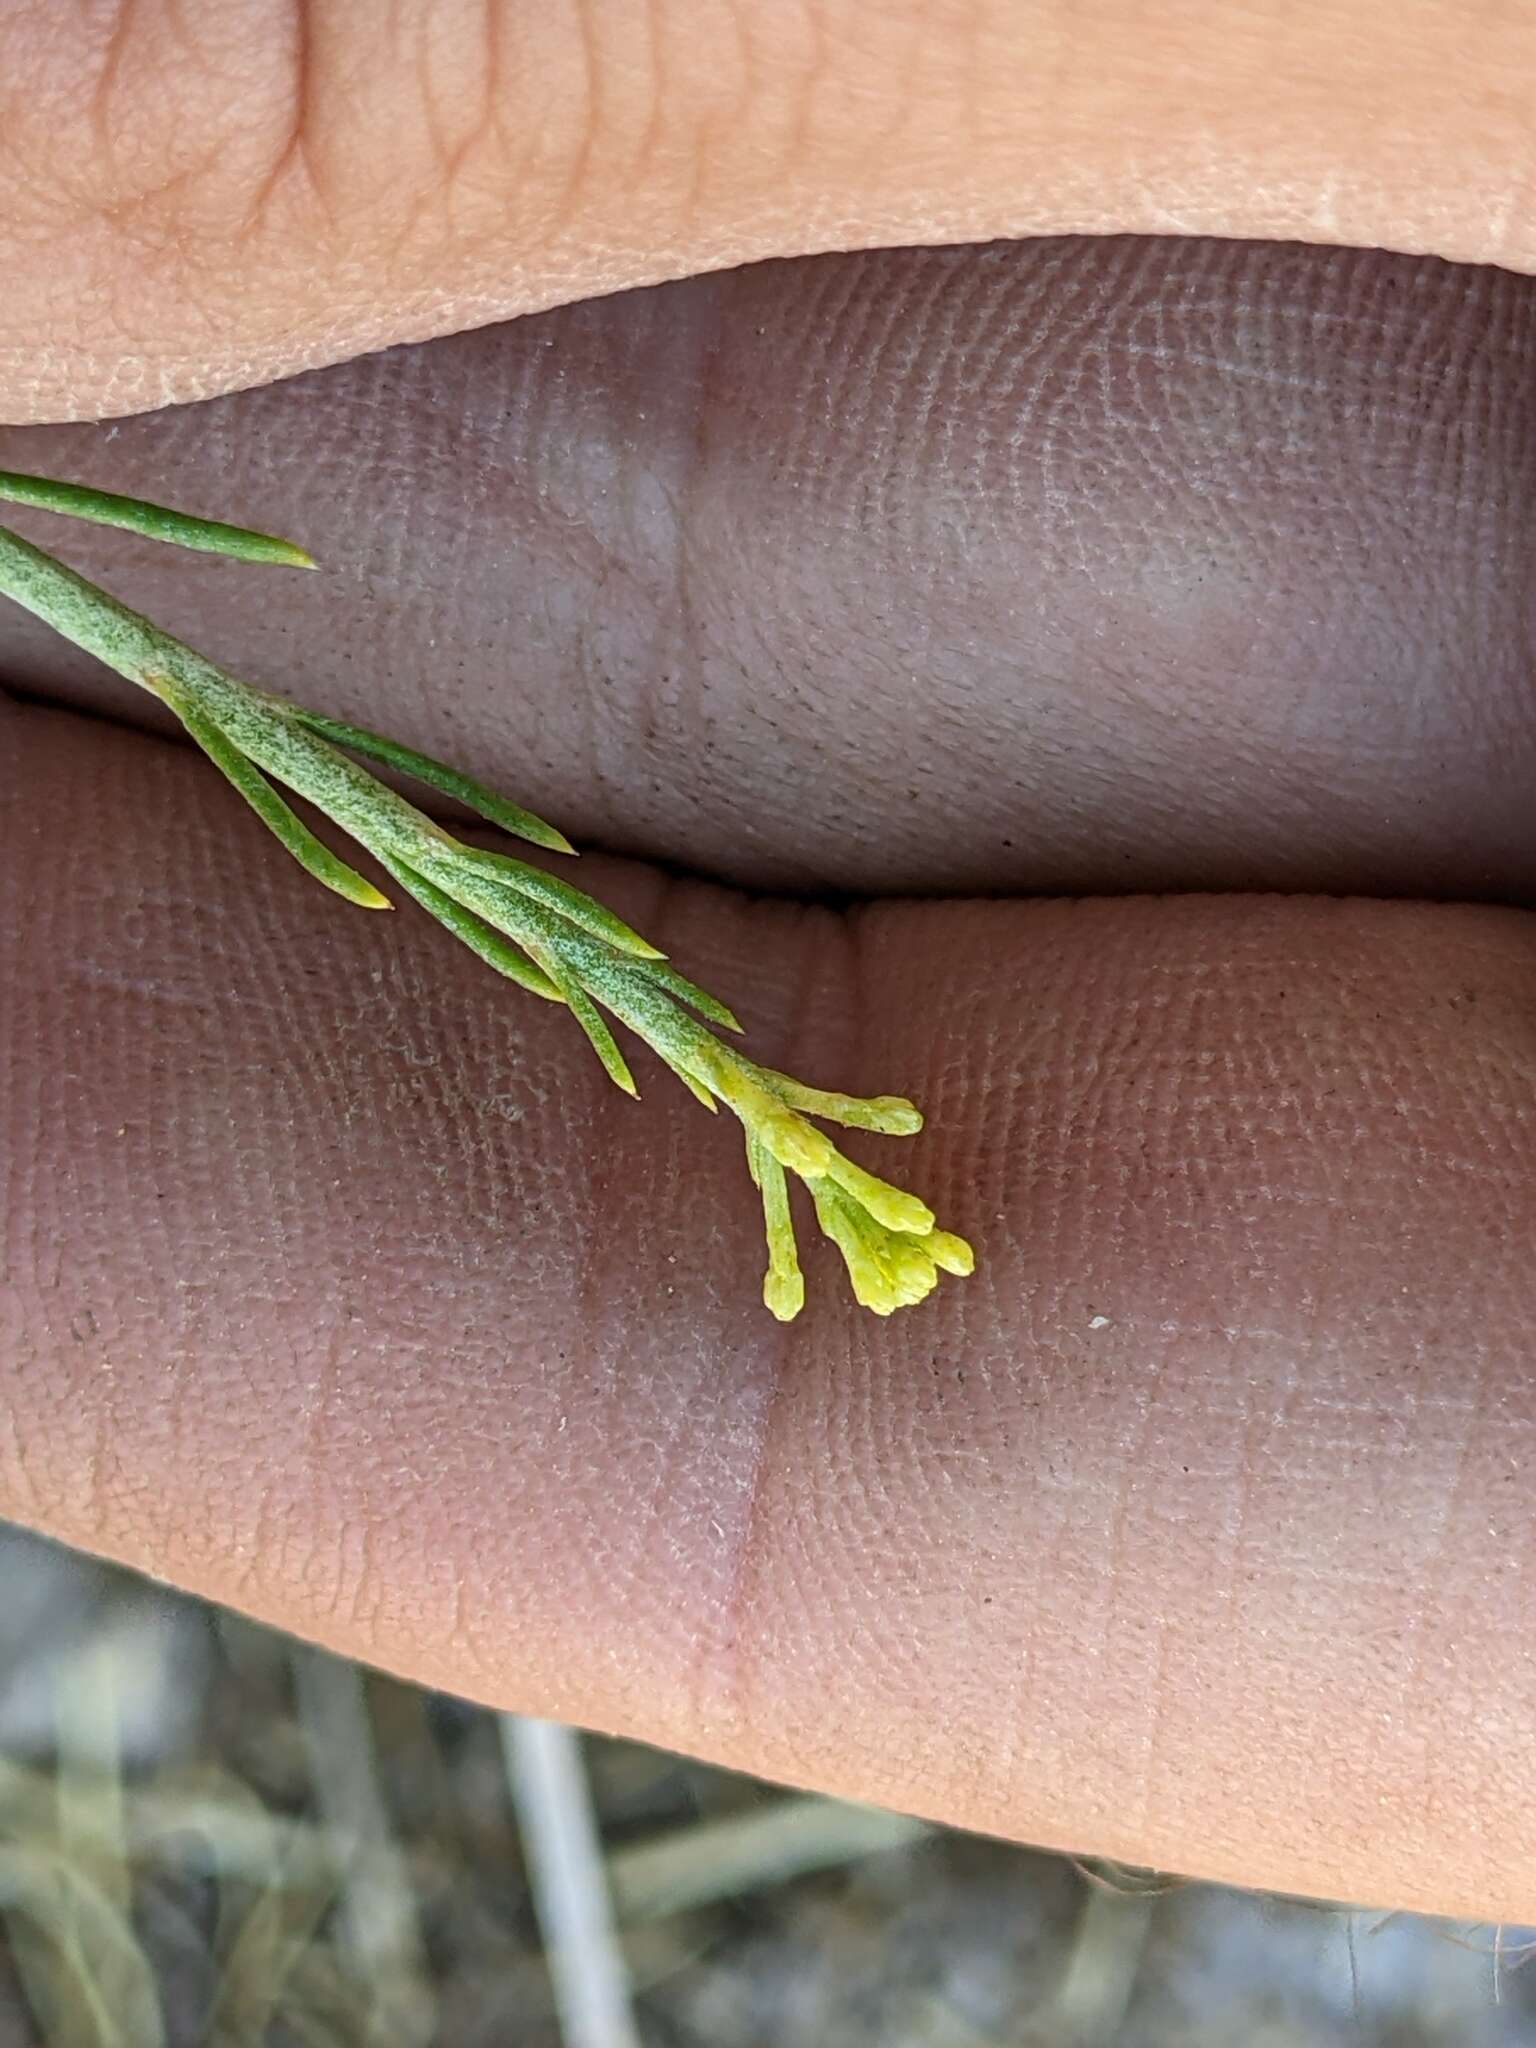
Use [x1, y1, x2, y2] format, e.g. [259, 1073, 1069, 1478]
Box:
[569, 987, 640, 1096]
[646, 1039, 719, 1111]
[159, 687, 392, 910]
[631, 956, 743, 1032]
[373, 851, 562, 1001]
[570, 953, 733, 1090]
[289, 708, 574, 853]
[0, 469, 316, 567]
[529, 949, 639, 1097]
[462, 847, 663, 958]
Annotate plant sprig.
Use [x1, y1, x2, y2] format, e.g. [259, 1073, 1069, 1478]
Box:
[0, 470, 974, 1319]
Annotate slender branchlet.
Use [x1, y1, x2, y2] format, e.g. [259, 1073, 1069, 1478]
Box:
[0, 470, 975, 1318]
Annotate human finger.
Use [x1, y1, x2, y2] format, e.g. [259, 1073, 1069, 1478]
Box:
[3, 235, 1535, 901]
[5, 0, 1536, 420]
[4, 692, 1534, 1919]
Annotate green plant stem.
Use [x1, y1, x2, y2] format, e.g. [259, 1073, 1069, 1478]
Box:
[0, 492, 975, 1319]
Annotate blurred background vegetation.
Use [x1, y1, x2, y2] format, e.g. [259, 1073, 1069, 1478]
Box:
[0, 1519, 1529, 2047]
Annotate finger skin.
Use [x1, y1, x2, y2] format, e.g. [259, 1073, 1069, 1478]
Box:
[3, 0, 1536, 421]
[4, 695, 1534, 1919]
[4, 236, 1536, 904]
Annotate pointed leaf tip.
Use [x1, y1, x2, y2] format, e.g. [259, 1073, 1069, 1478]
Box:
[0, 471, 319, 567]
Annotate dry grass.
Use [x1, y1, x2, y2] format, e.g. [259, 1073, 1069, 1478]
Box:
[0, 1522, 1530, 2047]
